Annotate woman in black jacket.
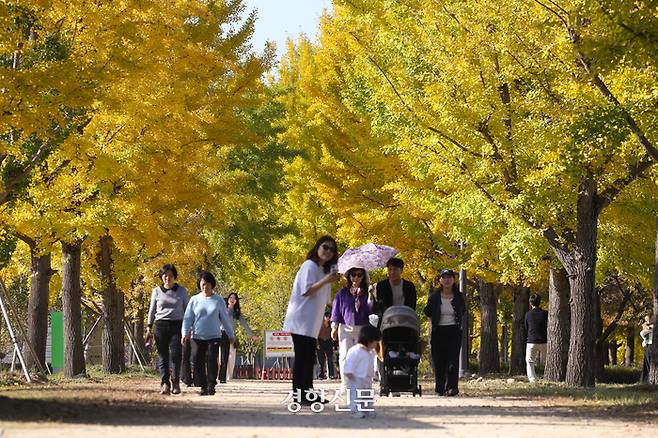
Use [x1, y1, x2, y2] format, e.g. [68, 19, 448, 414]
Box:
[424, 269, 465, 396]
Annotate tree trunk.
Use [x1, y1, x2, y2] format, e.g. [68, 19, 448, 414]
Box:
[500, 323, 508, 369]
[510, 285, 529, 375]
[98, 235, 124, 374]
[61, 240, 86, 378]
[546, 177, 599, 387]
[18, 233, 53, 372]
[624, 325, 634, 367]
[594, 289, 606, 382]
[649, 217, 658, 384]
[479, 280, 500, 374]
[545, 262, 570, 382]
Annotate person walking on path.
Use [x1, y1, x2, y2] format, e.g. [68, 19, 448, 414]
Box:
[283, 236, 340, 405]
[317, 312, 336, 379]
[331, 265, 372, 393]
[525, 293, 548, 383]
[145, 264, 189, 395]
[424, 269, 466, 396]
[372, 258, 417, 318]
[342, 324, 382, 418]
[182, 271, 235, 396]
[372, 257, 417, 390]
[219, 292, 256, 382]
[640, 315, 654, 383]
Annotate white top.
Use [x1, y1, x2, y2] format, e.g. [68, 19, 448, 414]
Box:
[390, 280, 404, 306]
[342, 344, 376, 380]
[641, 328, 653, 347]
[438, 297, 456, 326]
[283, 260, 331, 338]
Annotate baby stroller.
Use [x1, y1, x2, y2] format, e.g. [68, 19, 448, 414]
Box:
[379, 305, 422, 397]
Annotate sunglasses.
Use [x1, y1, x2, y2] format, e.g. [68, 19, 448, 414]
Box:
[320, 243, 336, 252]
[350, 272, 364, 278]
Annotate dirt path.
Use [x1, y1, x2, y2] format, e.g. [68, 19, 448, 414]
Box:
[0, 378, 655, 437]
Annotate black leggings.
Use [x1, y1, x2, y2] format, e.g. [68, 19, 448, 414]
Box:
[153, 320, 182, 385]
[292, 334, 316, 400]
[191, 338, 221, 391]
[431, 325, 462, 393]
[218, 331, 230, 382]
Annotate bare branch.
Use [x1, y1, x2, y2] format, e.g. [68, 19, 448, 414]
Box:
[595, 157, 654, 212]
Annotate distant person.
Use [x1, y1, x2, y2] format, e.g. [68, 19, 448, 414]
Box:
[182, 271, 235, 396]
[342, 324, 382, 418]
[640, 315, 653, 383]
[145, 264, 189, 395]
[424, 269, 465, 396]
[317, 312, 336, 379]
[331, 265, 372, 392]
[283, 236, 341, 405]
[219, 292, 256, 382]
[525, 293, 548, 383]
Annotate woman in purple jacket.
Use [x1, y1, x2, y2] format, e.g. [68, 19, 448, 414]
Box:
[330, 265, 372, 392]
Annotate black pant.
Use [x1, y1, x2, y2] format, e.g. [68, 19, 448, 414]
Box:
[181, 340, 193, 385]
[292, 334, 316, 400]
[640, 347, 652, 383]
[191, 338, 221, 391]
[431, 325, 462, 393]
[317, 339, 335, 378]
[217, 331, 230, 382]
[153, 320, 182, 385]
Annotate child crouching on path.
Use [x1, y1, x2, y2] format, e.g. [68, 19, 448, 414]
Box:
[341, 324, 382, 418]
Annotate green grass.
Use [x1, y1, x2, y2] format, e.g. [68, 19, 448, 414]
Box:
[455, 375, 658, 411]
[0, 364, 157, 389]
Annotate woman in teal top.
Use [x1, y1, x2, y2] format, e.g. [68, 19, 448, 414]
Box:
[182, 271, 235, 395]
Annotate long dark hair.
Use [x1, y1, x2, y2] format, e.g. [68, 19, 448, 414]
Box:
[226, 292, 241, 319]
[306, 235, 338, 273]
[344, 267, 369, 292]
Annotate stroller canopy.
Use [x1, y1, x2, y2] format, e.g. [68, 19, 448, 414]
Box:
[381, 305, 420, 335]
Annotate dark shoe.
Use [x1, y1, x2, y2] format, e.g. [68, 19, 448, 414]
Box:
[207, 386, 216, 395]
[199, 389, 210, 396]
[218, 380, 226, 384]
[160, 383, 171, 395]
[446, 388, 459, 396]
[171, 380, 181, 395]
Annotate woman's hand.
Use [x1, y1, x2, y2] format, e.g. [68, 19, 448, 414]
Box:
[331, 327, 338, 341]
[323, 272, 341, 284]
[181, 334, 190, 345]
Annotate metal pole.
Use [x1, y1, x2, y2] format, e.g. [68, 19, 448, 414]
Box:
[0, 277, 48, 374]
[124, 323, 145, 371]
[0, 292, 31, 382]
[82, 315, 103, 347]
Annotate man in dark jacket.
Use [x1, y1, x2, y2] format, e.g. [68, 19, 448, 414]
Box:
[525, 293, 548, 383]
[373, 257, 417, 320]
[372, 257, 416, 394]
